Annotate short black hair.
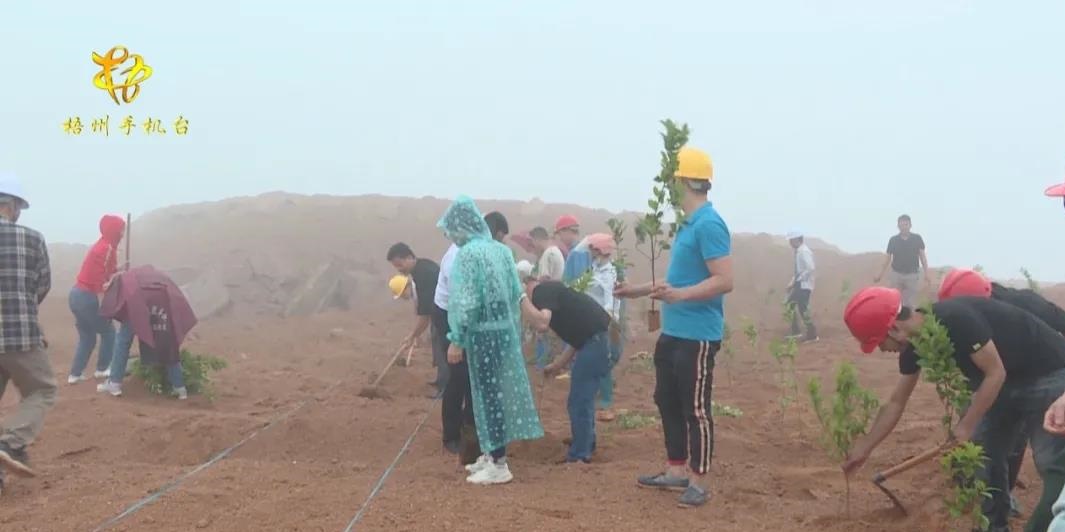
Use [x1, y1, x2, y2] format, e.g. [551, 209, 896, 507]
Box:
[529, 227, 550, 240]
[683, 179, 712, 194]
[897, 306, 913, 321]
[484, 211, 509, 236]
[386, 242, 415, 261]
[898, 214, 911, 223]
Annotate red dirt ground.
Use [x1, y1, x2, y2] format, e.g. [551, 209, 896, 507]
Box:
[0, 305, 1041, 531]
[0, 193, 1052, 531]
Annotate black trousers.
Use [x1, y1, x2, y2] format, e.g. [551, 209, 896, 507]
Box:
[434, 306, 475, 444]
[787, 287, 817, 340]
[653, 334, 719, 475]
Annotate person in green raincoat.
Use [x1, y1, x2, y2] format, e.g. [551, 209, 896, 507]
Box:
[441, 196, 543, 486]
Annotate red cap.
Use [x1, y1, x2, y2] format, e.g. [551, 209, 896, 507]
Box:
[938, 268, 991, 301]
[554, 215, 580, 233]
[1047, 183, 1065, 197]
[844, 286, 902, 354]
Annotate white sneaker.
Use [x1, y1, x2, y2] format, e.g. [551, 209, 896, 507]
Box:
[173, 387, 188, 401]
[67, 375, 87, 385]
[93, 369, 111, 379]
[466, 461, 513, 485]
[96, 381, 122, 396]
[464, 454, 491, 474]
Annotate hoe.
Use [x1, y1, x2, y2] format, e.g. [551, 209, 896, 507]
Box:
[871, 440, 953, 515]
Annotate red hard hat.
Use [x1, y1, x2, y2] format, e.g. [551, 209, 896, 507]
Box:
[938, 268, 991, 301]
[554, 215, 580, 233]
[844, 286, 902, 354]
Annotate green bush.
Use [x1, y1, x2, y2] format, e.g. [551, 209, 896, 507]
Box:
[132, 349, 228, 399]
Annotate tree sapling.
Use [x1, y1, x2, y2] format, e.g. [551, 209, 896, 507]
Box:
[634, 119, 690, 332]
[808, 361, 879, 516]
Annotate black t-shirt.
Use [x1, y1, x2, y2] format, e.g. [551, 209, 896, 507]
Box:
[899, 297, 1065, 384]
[991, 283, 1065, 335]
[886, 233, 925, 274]
[411, 258, 440, 316]
[530, 281, 610, 349]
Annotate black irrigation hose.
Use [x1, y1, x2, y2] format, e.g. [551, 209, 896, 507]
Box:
[342, 397, 439, 532]
[92, 359, 365, 531]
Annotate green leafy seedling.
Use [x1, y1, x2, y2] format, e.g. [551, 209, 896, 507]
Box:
[1021, 267, 1039, 292]
[911, 307, 991, 531]
[721, 322, 736, 386]
[808, 361, 879, 516]
[131, 349, 228, 401]
[940, 442, 991, 532]
[711, 401, 743, 418]
[768, 337, 799, 416]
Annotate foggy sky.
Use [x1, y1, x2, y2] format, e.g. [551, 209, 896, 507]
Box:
[2, 1, 1064, 280]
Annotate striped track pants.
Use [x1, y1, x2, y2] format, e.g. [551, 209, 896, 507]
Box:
[652, 334, 719, 475]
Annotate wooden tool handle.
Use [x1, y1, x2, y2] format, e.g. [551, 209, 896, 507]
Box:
[370, 342, 412, 388]
[872, 441, 952, 483]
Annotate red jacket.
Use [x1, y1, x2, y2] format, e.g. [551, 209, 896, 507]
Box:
[75, 215, 125, 294]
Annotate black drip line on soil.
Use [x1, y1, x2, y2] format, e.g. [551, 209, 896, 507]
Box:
[90, 359, 424, 532]
[342, 397, 438, 532]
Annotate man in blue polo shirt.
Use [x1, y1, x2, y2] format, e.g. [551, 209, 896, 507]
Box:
[615, 146, 734, 508]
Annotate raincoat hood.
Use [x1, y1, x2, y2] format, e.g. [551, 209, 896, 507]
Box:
[438, 196, 491, 246]
[99, 215, 126, 245]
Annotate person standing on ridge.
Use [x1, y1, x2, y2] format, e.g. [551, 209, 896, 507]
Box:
[68, 214, 125, 385]
[0, 173, 56, 492]
[615, 146, 733, 508]
[440, 196, 542, 486]
[386, 243, 443, 397]
[873, 214, 929, 308]
[785, 230, 818, 342]
[841, 286, 1065, 532]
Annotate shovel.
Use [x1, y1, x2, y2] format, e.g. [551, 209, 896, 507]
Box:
[358, 341, 414, 400]
[871, 440, 954, 515]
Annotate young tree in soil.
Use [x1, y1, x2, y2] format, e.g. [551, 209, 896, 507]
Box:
[1020, 267, 1040, 293]
[768, 337, 799, 416]
[633, 119, 689, 332]
[808, 361, 879, 516]
[721, 322, 736, 385]
[839, 279, 852, 303]
[910, 306, 991, 532]
[742, 317, 759, 353]
[783, 298, 798, 332]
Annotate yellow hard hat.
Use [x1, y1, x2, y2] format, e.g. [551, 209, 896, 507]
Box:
[388, 275, 410, 299]
[674, 147, 713, 181]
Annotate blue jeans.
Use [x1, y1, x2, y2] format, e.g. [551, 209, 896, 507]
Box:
[108, 322, 185, 388]
[973, 369, 1065, 531]
[68, 287, 114, 377]
[597, 332, 623, 409]
[567, 332, 610, 461]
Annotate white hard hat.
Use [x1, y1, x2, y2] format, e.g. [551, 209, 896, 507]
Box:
[516, 260, 534, 280]
[785, 229, 803, 240]
[0, 172, 29, 210]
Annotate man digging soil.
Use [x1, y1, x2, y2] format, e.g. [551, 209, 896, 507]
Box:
[386, 243, 443, 398]
[614, 146, 734, 509]
[938, 267, 1065, 519]
[842, 286, 1065, 532]
[521, 276, 611, 464]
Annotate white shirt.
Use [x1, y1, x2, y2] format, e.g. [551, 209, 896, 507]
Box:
[794, 243, 816, 291]
[434, 244, 459, 310]
[587, 260, 619, 320]
[537, 246, 565, 281]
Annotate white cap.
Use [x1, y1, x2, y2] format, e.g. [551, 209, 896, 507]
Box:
[0, 172, 29, 210]
[516, 260, 534, 280]
[785, 229, 803, 240]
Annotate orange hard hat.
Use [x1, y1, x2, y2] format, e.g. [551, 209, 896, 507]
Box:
[844, 286, 902, 354]
[938, 268, 991, 301]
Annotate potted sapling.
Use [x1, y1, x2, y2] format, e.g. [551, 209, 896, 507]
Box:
[633, 119, 689, 332]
